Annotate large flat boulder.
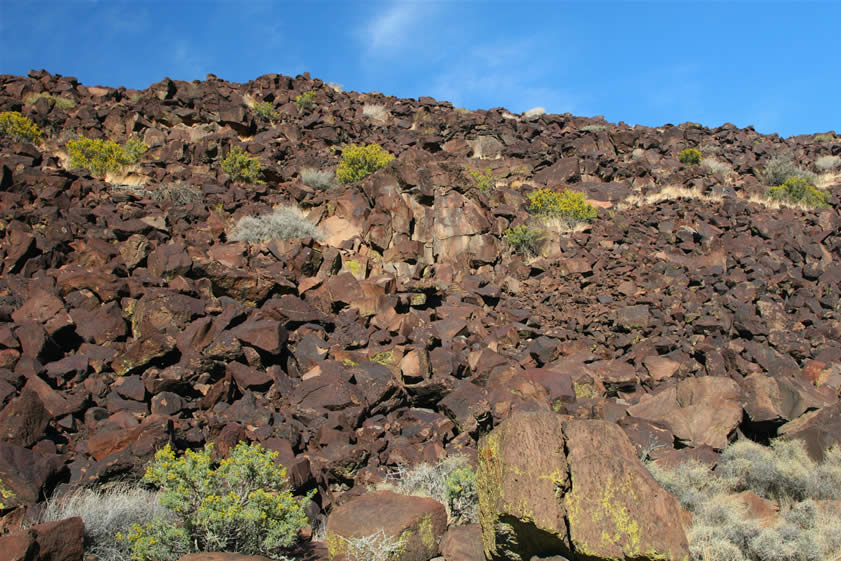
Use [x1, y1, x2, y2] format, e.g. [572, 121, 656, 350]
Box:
[478, 410, 688, 561]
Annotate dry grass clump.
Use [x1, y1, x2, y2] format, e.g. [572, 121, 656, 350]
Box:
[362, 104, 389, 122]
[149, 183, 202, 205]
[702, 158, 734, 181]
[616, 186, 724, 210]
[229, 206, 321, 243]
[39, 484, 175, 561]
[299, 168, 336, 190]
[339, 529, 406, 561]
[384, 455, 478, 524]
[647, 438, 841, 561]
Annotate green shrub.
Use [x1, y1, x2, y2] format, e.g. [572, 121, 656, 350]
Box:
[40, 484, 174, 561]
[762, 156, 817, 186]
[814, 132, 835, 143]
[444, 467, 477, 524]
[118, 442, 311, 560]
[0, 111, 43, 143]
[66, 136, 148, 177]
[466, 166, 495, 193]
[336, 143, 395, 183]
[679, 148, 703, 165]
[24, 92, 76, 110]
[295, 91, 316, 112]
[221, 146, 263, 184]
[527, 188, 598, 223]
[229, 206, 321, 243]
[504, 225, 542, 257]
[300, 168, 335, 190]
[252, 101, 278, 122]
[768, 177, 830, 209]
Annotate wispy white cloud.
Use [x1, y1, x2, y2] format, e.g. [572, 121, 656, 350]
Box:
[429, 38, 580, 115]
[360, 1, 423, 51]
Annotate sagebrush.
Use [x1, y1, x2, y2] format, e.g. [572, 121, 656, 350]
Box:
[300, 168, 335, 190]
[230, 206, 321, 243]
[40, 484, 174, 561]
[504, 225, 542, 257]
[762, 156, 817, 186]
[647, 438, 841, 561]
[252, 101, 279, 121]
[118, 442, 311, 561]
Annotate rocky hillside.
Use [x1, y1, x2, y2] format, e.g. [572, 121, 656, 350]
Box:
[0, 69, 840, 561]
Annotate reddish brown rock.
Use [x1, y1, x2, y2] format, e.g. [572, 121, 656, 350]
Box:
[477, 411, 688, 561]
[326, 490, 447, 561]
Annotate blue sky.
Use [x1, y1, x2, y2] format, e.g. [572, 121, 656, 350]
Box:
[1, 0, 838, 138]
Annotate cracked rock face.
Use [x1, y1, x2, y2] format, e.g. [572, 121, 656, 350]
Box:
[478, 410, 689, 561]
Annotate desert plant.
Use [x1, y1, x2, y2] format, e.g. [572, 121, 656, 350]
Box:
[0, 111, 43, 143]
[362, 104, 389, 122]
[523, 107, 546, 121]
[679, 148, 703, 165]
[528, 188, 598, 224]
[814, 132, 835, 143]
[339, 529, 406, 561]
[702, 158, 733, 178]
[40, 484, 174, 561]
[580, 124, 607, 133]
[221, 146, 263, 184]
[815, 155, 841, 172]
[647, 438, 841, 561]
[444, 466, 477, 524]
[66, 136, 147, 177]
[762, 156, 817, 186]
[252, 101, 279, 122]
[24, 92, 76, 110]
[229, 206, 321, 243]
[118, 442, 311, 561]
[0, 477, 13, 509]
[466, 166, 495, 193]
[300, 168, 336, 190]
[388, 455, 478, 525]
[767, 177, 830, 209]
[336, 143, 395, 184]
[504, 225, 542, 257]
[150, 183, 202, 205]
[295, 91, 316, 112]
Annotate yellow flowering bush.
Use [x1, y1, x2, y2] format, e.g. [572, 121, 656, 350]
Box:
[527, 188, 598, 223]
[466, 166, 495, 193]
[768, 176, 830, 208]
[221, 146, 264, 184]
[66, 136, 148, 177]
[0, 111, 42, 143]
[336, 143, 395, 183]
[679, 148, 703, 165]
[118, 442, 311, 560]
[295, 91, 316, 112]
[252, 101, 278, 122]
[0, 477, 14, 509]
